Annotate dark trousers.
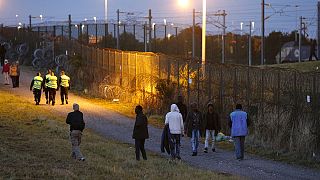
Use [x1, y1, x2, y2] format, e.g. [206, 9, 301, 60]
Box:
[170, 134, 181, 159]
[44, 87, 49, 102]
[309, 52, 318, 61]
[49, 88, 56, 105]
[33, 89, 41, 104]
[60, 86, 69, 103]
[11, 76, 18, 88]
[233, 136, 245, 159]
[135, 139, 147, 160]
[16, 76, 19, 87]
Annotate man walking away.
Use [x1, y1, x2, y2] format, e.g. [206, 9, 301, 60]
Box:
[229, 104, 250, 161]
[176, 95, 188, 123]
[132, 105, 149, 161]
[165, 104, 184, 160]
[309, 39, 319, 61]
[58, 71, 70, 105]
[186, 103, 203, 156]
[30, 72, 43, 105]
[47, 72, 58, 106]
[43, 69, 52, 104]
[203, 103, 221, 153]
[66, 103, 85, 161]
[2, 59, 10, 85]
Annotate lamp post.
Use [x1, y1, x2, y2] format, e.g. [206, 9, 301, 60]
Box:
[104, 0, 108, 23]
[202, 0, 207, 72]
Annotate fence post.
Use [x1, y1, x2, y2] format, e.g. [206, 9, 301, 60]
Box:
[95, 23, 98, 46]
[86, 25, 89, 45]
[187, 60, 190, 106]
[277, 69, 281, 147]
[246, 66, 250, 110]
[167, 57, 170, 84]
[177, 59, 180, 94]
[208, 64, 212, 100]
[105, 23, 108, 48]
[234, 67, 238, 103]
[68, 14, 72, 40]
[261, 68, 265, 123]
[219, 64, 224, 122]
[197, 60, 200, 106]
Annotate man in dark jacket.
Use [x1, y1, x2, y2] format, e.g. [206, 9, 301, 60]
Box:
[309, 39, 319, 61]
[66, 103, 86, 161]
[176, 95, 188, 123]
[202, 103, 221, 153]
[132, 105, 149, 161]
[186, 103, 202, 156]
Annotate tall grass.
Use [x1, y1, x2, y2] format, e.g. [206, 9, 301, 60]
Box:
[0, 90, 236, 179]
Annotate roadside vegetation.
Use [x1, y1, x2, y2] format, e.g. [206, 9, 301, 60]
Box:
[0, 90, 234, 179]
[264, 61, 320, 72]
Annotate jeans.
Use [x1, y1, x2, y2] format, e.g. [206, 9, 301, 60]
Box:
[49, 88, 56, 105]
[205, 130, 215, 149]
[191, 129, 200, 153]
[135, 139, 147, 160]
[233, 136, 245, 159]
[170, 134, 181, 159]
[70, 130, 84, 160]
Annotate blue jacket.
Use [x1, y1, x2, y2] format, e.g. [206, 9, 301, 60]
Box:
[230, 110, 248, 137]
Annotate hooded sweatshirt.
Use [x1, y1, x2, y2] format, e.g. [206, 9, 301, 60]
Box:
[165, 104, 184, 134]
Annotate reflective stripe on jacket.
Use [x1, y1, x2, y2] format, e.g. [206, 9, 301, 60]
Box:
[33, 76, 43, 90]
[45, 74, 51, 87]
[60, 75, 70, 87]
[48, 75, 58, 89]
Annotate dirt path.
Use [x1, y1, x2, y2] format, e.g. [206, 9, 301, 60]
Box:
[1, 66, 320, 180]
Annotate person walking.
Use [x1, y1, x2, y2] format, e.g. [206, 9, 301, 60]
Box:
[30, 72, 43, 105]
[43, 69, 52, 104]
[9, 61, 19, 88]
[2, 59, 10, 85]
[309, 39, 319, 61]
[58, 70, 70, 105]
[0, 44, 6, 67]
[47, 71, 58, 106]
[186, 103, 203, 156]
[229, 104, 250, 161]
[176, 95, 188, 123]
[66, 103, 86, 161]
[202, 103, 221, 153]
[165, 104, 184, 160]
[132, 105, 149, 161]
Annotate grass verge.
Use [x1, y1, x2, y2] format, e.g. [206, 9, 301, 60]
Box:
[0, 90, 235, 179]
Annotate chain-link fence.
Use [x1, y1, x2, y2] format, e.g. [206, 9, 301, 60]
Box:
[1, 26, 320, 158]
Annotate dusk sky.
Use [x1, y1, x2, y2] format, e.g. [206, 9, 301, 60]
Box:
[0, 0, 318, 36]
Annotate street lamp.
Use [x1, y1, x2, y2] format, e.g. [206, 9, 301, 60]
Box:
[104, 0, 108, 23]
[202, 0, 207, 72]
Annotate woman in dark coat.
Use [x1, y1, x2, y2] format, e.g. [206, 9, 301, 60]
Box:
[132, 105, 149, 161]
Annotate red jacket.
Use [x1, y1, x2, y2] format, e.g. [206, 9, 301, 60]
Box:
[2, 63, 10, 73]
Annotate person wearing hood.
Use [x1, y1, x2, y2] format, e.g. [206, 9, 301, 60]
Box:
[165, 104, 184, 160]
[132, 105, 149, 161]
[202, 103, 221, 153]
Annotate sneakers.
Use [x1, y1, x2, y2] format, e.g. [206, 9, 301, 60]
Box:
[66, 100, 68, 104]
[46, 100, 48, 104]
[192, 152, 197, 156]
[176, 156, 181, 160]
[204, 148, 208, 153]
[79, 157, 85, 161]
[212, 148, 216, 152]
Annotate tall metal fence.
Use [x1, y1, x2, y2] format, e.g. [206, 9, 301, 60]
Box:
[1, 27, 320, 158]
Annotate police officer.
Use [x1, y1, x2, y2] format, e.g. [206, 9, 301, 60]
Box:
[44, 69, 52, 104]
[30, 72, 43, 105]
[47, 71, 58, 106]
[58, 70, 70, 105]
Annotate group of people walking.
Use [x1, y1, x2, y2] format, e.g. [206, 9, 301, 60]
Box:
[30, 69, 70, 106]
[2, 59, 20, 88]
[133, 96, 249, 162]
